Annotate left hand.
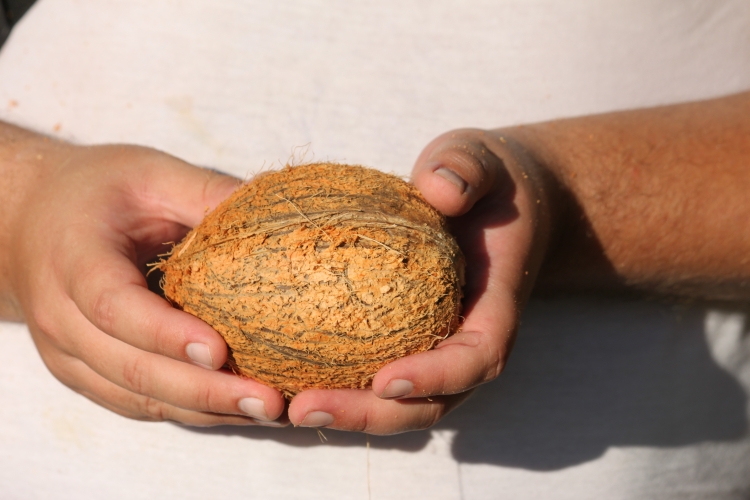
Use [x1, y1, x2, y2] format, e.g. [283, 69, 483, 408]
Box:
[287, 128, 558, 434]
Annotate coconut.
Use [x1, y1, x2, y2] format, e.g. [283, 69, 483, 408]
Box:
[159, 163, 464, 398]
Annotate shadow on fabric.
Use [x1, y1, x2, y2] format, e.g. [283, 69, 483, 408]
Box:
[436, 297, 748, 470]
[185, 297, 748, 471]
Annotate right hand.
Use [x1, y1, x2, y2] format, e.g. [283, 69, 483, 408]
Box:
[4, 130, 287, 426]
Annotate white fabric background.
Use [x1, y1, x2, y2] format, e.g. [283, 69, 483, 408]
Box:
[1, 1, 749, 498]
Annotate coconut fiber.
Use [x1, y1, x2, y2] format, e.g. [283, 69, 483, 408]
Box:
[160, 163, 464, 398]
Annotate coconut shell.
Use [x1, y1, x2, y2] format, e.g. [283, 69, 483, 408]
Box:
[160, 163, 464, 398]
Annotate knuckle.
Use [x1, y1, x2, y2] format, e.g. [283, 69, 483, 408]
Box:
[114, 407, 157, 422]
[42, 354, 80, 391]
[359, 408, 378, 434]
[137, 396, 169, 421]
[417, 406, 444, 431]
[482, 344, 506, 383]
[80, 390, 157, 422]
[30, 309, 61, 343]
[346, 405, 387, 435]
[90, 287, 118, 332]
[201, 171, 237, 207]
[149, 316, 179, 358]
[201, 173, 217, 204]
[121, 356, 151, 395]
[432, 374, 452, 397]
[29, 320, 80, 363]
[194, 383, 220, 413]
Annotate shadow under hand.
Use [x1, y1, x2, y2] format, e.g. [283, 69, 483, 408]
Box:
[160, 165, 747, 467]
[176, 296, 748, 467]
[437, 297, 748, 470]
[182, 419, 433, 452]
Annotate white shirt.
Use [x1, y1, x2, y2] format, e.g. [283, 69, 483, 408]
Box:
[1, 1, 749, 498]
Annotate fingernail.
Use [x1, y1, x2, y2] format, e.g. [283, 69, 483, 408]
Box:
[238, 397, 269, 420]
[186, 343, 213, 369]
[251, 418, 288, 428]
[380, 379, 414, 399]
[434, 167, 468, 194]
[299, 411, 334, 428]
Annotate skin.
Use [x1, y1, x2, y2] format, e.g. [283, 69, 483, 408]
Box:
[1, 91, 749, 433]
[0, 124, 287, 426]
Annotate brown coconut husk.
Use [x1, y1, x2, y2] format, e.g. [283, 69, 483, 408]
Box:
[159, 163, 464, 398]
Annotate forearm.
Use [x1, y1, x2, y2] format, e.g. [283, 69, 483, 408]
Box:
[0, 121, 59, 320]
[509, 91, 750, 299]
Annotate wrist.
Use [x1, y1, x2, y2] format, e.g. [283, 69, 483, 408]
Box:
[501, 122, 626, 295]
[479, 127, 571, 299]
[0, 122, 67, 320]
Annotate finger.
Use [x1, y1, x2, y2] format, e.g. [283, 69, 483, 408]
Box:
[82, 390, 288, 428]
[371, 282, 518, 399]
[61, 229, 229, 370]
[30, 326, 283, 426]
[381, 129, 537, 400]
[47, 348, 285, 427]
[411, 128, 511, 217]
[77, 365, 277, 427]
[368, 196, 530, 399]
[53, 300, 287, 422]
[130, 150, 241, 227]
[287, 389, 472, 435]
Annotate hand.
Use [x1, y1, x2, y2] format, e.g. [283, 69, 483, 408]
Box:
[287, 128, 559, 434]
[4, 129, 287, 426]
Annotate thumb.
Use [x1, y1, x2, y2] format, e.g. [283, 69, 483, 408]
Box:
[141, 153, 241, 228]
[411, 128, 510, 217]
